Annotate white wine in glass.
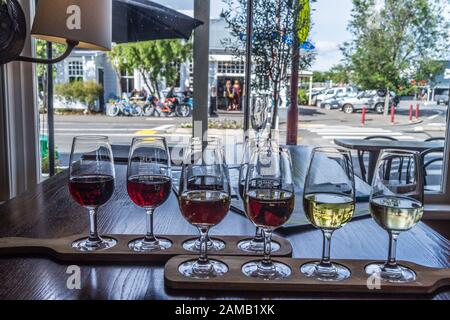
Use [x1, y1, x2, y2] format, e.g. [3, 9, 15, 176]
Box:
[301, 147, 356, 282]
[366, 149, 424, 283]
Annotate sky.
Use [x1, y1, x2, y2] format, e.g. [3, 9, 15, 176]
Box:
[153, 0, 354, 71]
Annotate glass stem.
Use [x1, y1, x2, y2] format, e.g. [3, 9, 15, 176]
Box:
[254, 227, 264, 242]
[88, 208, 100, 242]
[262, 229, 273, 266]
[386, 231, 399, 268]
[319, 230, 334, 268]
[198, 226, 210, 265]
[144, 209, 157, 243]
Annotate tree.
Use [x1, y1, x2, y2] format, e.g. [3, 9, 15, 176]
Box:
[413, 59, 446, 86]
[107, 40, 192, 98]
[342, 0, 449, 113]
[288, 0, 311, 144]
[328, 64, 353, 85]
[222, 0, 315, 128]
[36, 40, 65, 110]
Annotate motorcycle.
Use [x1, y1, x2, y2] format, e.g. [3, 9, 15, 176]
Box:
[178, 96, 193, 117]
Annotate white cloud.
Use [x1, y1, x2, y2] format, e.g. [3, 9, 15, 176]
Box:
[315, 41, 340, 52]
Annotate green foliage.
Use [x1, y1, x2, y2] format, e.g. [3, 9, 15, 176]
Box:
[342, 0, 449, 91]
[297, 0, 311, 44]
[297, 89, 308, 105]
[41, 152, 61, 175]
[181, 119, 243, 130]
[107, 40, 192, 98]
[313, 71, 329, 83]
[55, 81, 103, 108]
[313, 64, 352, 84]
[36, 40, 66, 78]
[413, 59, 446, 85]
[396, 85, 417, 97]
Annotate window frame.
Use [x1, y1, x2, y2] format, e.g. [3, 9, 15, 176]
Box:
[67, 58, 84, 82]
[424, 108, 450, 206]
[1, 0, 450, 218]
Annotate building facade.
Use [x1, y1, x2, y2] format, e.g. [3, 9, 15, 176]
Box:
[54, 18, 304, 111]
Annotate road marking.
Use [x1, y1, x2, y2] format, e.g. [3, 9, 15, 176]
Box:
[321, 136, 415, 140]
[135, 129, 157, 135]
[42, 125, 175, 135]
[428, 114, 440, 120]
[306, 125, 414, 141]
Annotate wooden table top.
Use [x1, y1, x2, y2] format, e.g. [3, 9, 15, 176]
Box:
[0, 148, 448, 300]
[334, 139, 444, 152]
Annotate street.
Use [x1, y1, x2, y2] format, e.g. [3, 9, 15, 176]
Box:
[46, 100, 447, 167]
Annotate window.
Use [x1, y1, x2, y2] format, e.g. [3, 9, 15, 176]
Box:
[67, 60, 84, 82]
[120, 71, 135, 94]
[5, 0, 450, 218]
[217, 60, 245, 75]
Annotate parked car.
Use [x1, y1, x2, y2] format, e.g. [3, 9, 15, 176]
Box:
[314, 87, 357, 106]
[307, 87, 327, 97]
[319, 92, 354, 110]
[339, 90, 400, 114]
[435, 90, 449, 106]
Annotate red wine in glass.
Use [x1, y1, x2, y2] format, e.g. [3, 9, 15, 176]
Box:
[69, 174, 115, 207]
[127, 175, 172, 208]
[180, 190, 231, 226]
[246, 189, 295, 228]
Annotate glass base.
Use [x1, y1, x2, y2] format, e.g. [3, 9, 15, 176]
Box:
[365, 263, 416, 283]
[128, 237, 172, 252]
[178, 259, 228, 279]
[301, 262, 351, 282]
[242, 260, 291, 280]
[183, 238, 225, 252]
[237, 238, 281, 253]
[72, 236, 117, 252]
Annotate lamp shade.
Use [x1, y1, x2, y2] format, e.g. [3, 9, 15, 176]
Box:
[31, 0, 112, 51]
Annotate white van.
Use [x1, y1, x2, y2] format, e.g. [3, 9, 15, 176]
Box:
[314, 87, 357, 106]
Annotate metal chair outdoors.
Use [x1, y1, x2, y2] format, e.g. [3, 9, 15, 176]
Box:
[421, 147, 444, 191]
[357, 136, 398, 182]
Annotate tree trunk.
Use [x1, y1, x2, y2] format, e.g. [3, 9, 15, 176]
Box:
[287, 44, 300, 145]
[140, 71, 154, 97]
[154, 78, 161, 100]
[271, 81, 280, 130]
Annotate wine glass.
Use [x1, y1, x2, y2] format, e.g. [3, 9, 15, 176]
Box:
[69, 136, 117, 251]
[251, 95, 270, 140]
[178, 139, 231, 279]
[237, 137, 281, 253]
[301, 147, 355, 281]
[365, 150, 424, 283]
[242, 146, 295, 280]
[127, 136, 172, 252]
[181, 138, 227, 252]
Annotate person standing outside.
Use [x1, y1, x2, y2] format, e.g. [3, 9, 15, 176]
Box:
[232, 80, 241, 111]
[225, 80, 233, 111]
[210, 85, 218, 117]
